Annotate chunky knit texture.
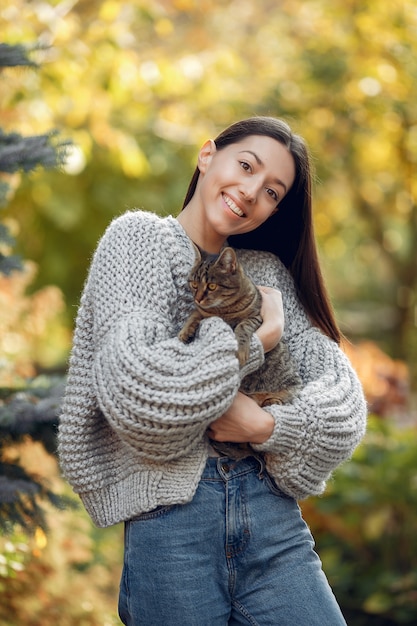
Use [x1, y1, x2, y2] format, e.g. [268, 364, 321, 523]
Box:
[58, 210, 367, 527]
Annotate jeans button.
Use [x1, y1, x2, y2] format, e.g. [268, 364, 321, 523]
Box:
[222, 463, 230, 472]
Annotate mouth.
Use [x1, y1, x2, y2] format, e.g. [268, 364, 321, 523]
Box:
[222, 193, 246, 218]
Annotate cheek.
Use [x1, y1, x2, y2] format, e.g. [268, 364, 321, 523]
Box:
[208, 161, 235, 186]
[257, 205, 277, 224]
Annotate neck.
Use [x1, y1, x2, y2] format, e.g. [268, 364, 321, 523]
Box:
[177, 205, 226, 254]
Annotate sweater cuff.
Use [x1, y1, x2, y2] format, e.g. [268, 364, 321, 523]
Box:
[251, 403, 303, 454]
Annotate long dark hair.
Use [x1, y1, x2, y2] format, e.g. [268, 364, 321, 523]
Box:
[181, 116, 341, 344]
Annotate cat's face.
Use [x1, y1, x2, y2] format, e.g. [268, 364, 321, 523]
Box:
[189, 248, 240, 310]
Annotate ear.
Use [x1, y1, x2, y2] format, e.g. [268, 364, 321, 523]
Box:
[197, 139, 216, 174]
[191, 241, 202, 262]
[217, 247, 237, 273]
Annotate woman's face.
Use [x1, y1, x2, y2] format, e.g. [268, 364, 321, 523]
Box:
[195, 134, 296, 246]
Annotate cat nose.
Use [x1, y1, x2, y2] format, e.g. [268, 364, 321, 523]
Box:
[195, 288, 205, 303]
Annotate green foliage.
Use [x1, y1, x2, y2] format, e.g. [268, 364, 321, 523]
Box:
[0, 461, 72, 535]
[0, 489, 123, 625]
[1, 0, 415, 379]
[0, 251, 22, 276]
[0, 125, 69, 274]
[0, 531, 29, 584]
[0, 42, 38, 68]
[0, 129, 70, 176]
[302, 416, 417, 624]
[0, 378, 74, 534]
[0, 377, 64, 451]
[0, 42, 70, 277]
[0, 41, 73, 536]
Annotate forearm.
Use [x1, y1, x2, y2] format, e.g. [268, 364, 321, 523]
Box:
[207, 391, 275, 444]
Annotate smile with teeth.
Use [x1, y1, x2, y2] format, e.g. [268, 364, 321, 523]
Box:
[223, 193, 246, 217]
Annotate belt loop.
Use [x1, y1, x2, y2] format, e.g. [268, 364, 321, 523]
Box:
[257, 454, 266, 478]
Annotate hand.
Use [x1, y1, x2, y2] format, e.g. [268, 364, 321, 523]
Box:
[255, 286, 284, 353]
[207, 392, 275, 445]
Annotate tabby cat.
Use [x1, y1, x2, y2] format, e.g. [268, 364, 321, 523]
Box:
[179, 245, 301, 409]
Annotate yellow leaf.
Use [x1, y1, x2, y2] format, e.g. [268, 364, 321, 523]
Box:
[118, 137, 150, 178]
[155, 18, 174, 37]
[35, 527, 47, 550]
[99, 0, 120, 22]
[363, 592, 392, 615]
[363, 508, 391, 540]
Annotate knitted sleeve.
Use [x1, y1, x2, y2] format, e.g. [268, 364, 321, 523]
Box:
[241, 251, 367, 500]
[86, 212, 264, 462]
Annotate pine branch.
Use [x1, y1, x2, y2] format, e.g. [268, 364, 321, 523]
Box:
[0, 180, 11, 207]
[0, 130, 71, 174]
[0, 252, 23, 275]
[0, 462, 76, 533]
[0, 222, 15, 245]
[0, 378, 65, 454]
[0, 378, 77, 534]
[0, 43, 38, 69]
[0, 42, 76, 535]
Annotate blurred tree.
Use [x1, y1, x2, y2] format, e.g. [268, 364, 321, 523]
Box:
[0, 42, 71, 534]
[257, 0, 417, 364]
[1, 0, 416, 378]
[0, 43, 69, 274]
[302, 416, 417, 625]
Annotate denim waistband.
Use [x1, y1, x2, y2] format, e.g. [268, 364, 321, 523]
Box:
[201, 454, 265, 481]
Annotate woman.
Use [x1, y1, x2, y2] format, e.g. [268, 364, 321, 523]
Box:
[58, 116, 367, 625]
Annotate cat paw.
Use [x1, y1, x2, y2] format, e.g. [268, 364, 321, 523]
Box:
[247, 391, 287, 407]
[178, 329, 194, 343]
[237, 348, 249, 367]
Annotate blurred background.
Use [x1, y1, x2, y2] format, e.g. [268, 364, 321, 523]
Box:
[0, 0, 416, 624]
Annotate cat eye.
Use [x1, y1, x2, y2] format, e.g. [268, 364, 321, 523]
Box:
[208, 283, 217, 291]
[190, 281, 198, 289]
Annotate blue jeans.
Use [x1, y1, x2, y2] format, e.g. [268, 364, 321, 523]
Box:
[118, 455, 347, 625]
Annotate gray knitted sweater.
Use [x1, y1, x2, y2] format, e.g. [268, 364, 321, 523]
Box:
[58, 210, 367, 527]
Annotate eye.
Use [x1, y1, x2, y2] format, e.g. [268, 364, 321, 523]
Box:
[208, 283, 217, 291]
[239, 160, 251, 172]
[190, 281, 198, 289]
[266, 187, 279, 203]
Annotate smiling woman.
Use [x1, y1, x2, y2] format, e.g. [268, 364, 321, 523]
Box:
[58, 116, 367, 626]
[177, 135, 295, 251]
[182, 117, 340, 343]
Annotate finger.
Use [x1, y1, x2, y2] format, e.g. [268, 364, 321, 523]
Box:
[257, 285, 281, 292]
[207, 426, 219, 438]
[257, 285, 274, 293]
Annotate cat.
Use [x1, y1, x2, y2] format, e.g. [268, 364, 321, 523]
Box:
[179, 245, 301, 409]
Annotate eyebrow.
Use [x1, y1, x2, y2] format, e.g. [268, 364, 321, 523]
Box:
[238, 150, 288, 194]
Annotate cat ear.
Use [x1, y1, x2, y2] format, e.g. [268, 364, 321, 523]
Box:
[217, 247, 237, 273]
[191, 241, 202, 261]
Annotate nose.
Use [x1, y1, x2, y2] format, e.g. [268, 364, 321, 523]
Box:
[239, 180, 260, 204]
